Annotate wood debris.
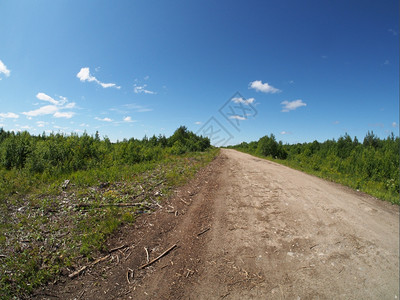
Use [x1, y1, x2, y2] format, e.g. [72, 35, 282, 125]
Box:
[139, 244, 177, 269]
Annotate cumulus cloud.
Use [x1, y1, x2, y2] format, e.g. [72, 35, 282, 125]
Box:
[123, 116, 134, 122]
[0, 60, 10, 78]
[281, 99, 307, 112]
[23, 93, 76, 118]
[231, 97, 255, 105]
[77, 67, 120, 89]
[249, 80, 281, 94]
[392, 122, 398, 127]
[134, 84, 156, 94]
[54, 111, 74, 119]
[0, 112, 19, 118]
[95, 117, 113, 122]
[36, 92, 68, 105]
[195, 121, 202, 125]
[23, 105, 59, 117]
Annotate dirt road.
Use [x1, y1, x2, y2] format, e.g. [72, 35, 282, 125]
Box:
[38, 149, 399, 299]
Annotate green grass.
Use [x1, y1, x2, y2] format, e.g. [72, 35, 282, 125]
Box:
[0, 148, 219, 299]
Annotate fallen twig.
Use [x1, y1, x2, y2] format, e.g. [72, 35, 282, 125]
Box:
[309, 244, 318, 249]
[109, 244, 128, 253]
[68, 266, 87, 279]
[139, 244, 177, 269]
[180, 198, 189, 205]
[69, 254, 111, 278]
[197, 227, 210, 236]
[144, 247, 150, 263]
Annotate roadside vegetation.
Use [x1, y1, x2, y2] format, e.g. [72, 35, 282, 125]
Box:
[228, 131, 399, 204]
[0, 126, 217, 299]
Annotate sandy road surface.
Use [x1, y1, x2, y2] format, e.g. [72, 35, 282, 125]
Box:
[37, 149, 399, 299]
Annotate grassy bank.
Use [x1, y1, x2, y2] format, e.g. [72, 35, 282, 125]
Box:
[0, 127, 218, 299]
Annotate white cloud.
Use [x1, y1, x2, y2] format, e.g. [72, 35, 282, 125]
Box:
[229, 115, 246, 121]
[123, 116, 134, 122]
[36, 92, 60, 105]
[0, 60, 10, 77]
[383, 60, 390, 65]
[23, 93, 77, 118]
[281, 99, 307, 112]
[280, 131, 292, 135]
[195, 121, 202, 125]
[95, 117, 113, 122]
[77, 67, 96, 82]
[54, 111, 74, 119]
[249, 80, 281, 94]
[23, 105, 59, 117]
[134, 84, 156, 94]
[0, 112, 19, 118]
[392, 122, 397, 128]
[77, 67, 120, 89]
[231, 97, 255, 105]
[333, 120, 340, 125]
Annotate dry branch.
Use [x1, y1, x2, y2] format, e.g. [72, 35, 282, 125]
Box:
[68, 254, 111, 278]
[139, 244, 177, 269]
[144, 247, 150, 263]
[197, 227, 210, 236]
[109, 244, 128, 253]
[180, 198, 189, 205]
[68, 266, 87, 279]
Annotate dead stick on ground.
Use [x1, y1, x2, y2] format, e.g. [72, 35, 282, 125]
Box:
[139, 244, 177, 269]
[180, 198, 189, 205]
[197, 227, 210, 236]
[68, 254, 111, 278]
[109, 244, 128, 253]
[144, 247, 150, 263]
[69, 266, 87, 279]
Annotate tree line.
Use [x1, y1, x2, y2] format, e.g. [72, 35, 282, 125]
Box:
[0, 126, 211, 176]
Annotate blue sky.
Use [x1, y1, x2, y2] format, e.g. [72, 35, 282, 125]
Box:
[0, 0, 398, 145]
